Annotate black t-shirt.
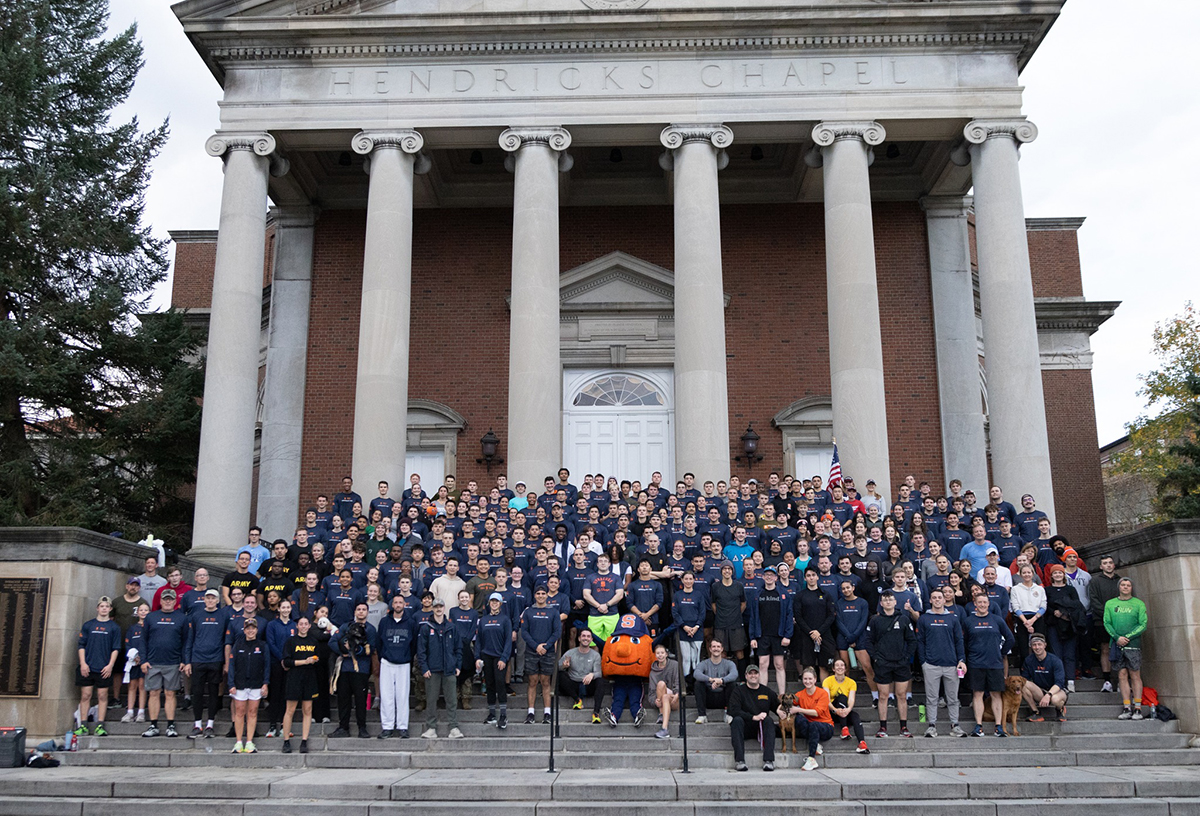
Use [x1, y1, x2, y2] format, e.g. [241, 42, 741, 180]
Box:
[222, 571, 261, 597]
[711, 580, 746, 628]
[757, 586, 782, 636]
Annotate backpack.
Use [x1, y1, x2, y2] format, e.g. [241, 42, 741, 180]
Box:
[1142, 687, 1159, 707]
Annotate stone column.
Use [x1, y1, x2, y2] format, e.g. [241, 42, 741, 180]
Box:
[349, 130, 425, 494]
[256, 206, 318, 542]
[965, 119, 1056, 525]
[920, 195, 989, 495]
[810, 121, 892, 503]
[500, 127, 572, 486]
[660, 124, 733, 484]
[192, 132, 283, 561]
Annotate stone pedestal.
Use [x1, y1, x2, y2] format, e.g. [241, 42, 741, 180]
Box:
[1078, 520, 1200, 739]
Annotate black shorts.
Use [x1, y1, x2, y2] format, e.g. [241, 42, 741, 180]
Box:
[715, 626, 748, 654]
[76, 667, 105, 687]
[967, 666, 1005, 693]
[873, 660, 913, 685]
[755, 635, 786, 657]
[791, 635, 834, 668]
[286, 669, 320, 701]
[528, 653, 557, 677]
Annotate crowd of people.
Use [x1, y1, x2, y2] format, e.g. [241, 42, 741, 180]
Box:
[74, 468, 1150, 768]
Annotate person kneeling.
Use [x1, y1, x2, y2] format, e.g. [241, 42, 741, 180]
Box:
[783, 666, 835, 770]
[727, 665, 778, 772]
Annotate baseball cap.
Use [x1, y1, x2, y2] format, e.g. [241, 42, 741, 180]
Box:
[762, 565, 778, 574]
[161, 589, 177, 600]
[432, 598, 446, 607]
[98, 596, 112, 605]
[488, 592, 504, 603]
[984, 545, 999, 555]
[744, 665, 760, 678]
[866, 479, 876, 486]
[243, 618, 259, 628]
[204, 589, 220, 598]
[127, 576, 141, 585]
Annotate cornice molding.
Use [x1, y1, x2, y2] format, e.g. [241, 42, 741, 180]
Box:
[1034, 298, 1120, 335]
[205, 30, 1037, 62]
[1026, 216, 1086, 232]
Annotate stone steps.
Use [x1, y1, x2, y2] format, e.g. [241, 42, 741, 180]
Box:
[7, 766, 1200, 811]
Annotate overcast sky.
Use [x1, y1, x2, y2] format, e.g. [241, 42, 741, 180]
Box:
[109, 0, 1199, 447]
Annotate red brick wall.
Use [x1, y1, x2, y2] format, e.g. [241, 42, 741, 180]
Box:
[171, 241, 217, 309]
[1028, 229, 1084, 298]
[1042, 369, 1108, 546]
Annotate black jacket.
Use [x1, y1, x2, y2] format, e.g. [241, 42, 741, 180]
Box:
[228, 636, 270, 688]
[865, 611, 917, 666]
[727, 682, 779, 722]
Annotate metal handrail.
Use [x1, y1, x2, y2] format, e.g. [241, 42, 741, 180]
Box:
[548, 643, 560, 772]
[675, 630, 690, 773]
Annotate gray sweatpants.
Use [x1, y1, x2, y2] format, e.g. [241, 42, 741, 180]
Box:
[424, 673, 458, 731]
[922, 663, 960, 725]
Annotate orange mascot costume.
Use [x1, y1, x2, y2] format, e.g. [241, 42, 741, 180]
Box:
[600, 614, 653, 724]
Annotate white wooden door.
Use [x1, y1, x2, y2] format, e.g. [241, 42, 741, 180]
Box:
[405, 450, 445, 497]
[564, 369, 673, 485]
[794, 446, 834, 484]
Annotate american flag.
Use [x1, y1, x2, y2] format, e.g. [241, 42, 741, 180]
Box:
[828, 443, 843, 488]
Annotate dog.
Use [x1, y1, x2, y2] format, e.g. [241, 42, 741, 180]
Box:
[981, 675, 1027, 736]
[778, 712, 798, 753]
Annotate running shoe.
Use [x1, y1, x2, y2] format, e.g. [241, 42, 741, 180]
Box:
[925, 726, 937, 738]
[694, 715, 707, 724]
[856, 740, 870, 754]
[899, 727, 913, 738]
[187, 726, 203, 739]
[525, 712, 536, 725]
[1026, 713, 1044, 723]
[763, 761, 775, 772]
[573, 699, 583, 710]
[971, 724, 983, 737]
[231, 741, 244, 753]
[592, 713, 602, 724]
[165, 724, 178, 738]
[1101, 680, 1114, 693]
[1117, 708, 1133, 720]
[875, 728, 888, 738]
[135, 712, 145, 723]
[72, 726, 88, 737]
[92, 724, 108, 737]
[950, 724, 966, 738]
[801, 757, 818, 771]
[485, 712, 498, 725]
[605, 708, 617, 728]
[841, 726, 850, 740]
[735, 761, 748, 772]
[244, 741, 257, 753]
[448, 728, 464, 739]
[655, 728, 670, 739]
[543, 712, 552, 725]
[634, 708, 646, 728]
[120, 711, 135, 723]
[141, 725, 160, 738]
[499, 714, 507, 730]
[994, 726, 1007, 737]
[1132, 709, 1145, 721]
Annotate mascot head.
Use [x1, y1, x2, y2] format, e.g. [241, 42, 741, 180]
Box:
[601, 614, 654, 678]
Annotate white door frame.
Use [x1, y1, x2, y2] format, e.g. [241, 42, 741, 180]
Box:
[563, 368, 675, 485]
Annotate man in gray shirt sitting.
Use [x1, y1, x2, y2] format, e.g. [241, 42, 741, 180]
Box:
[693, 639, 739, 723]
[557, 629, 607, 722]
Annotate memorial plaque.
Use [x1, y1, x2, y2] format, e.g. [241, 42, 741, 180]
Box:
[0, 578, 51, 697]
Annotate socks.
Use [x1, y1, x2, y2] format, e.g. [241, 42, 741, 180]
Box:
[194, 720, 202, 729]
[528, 708, 535, 714]
[872, 692, 879, 701]
[879, 719, 888, 731]
[543, 707, 551, 715]
[1123, 699, 1131, 707]
[1103, 671, 1112, 682]
[207, 720, 214, 729]
[899, 719, 907, 730]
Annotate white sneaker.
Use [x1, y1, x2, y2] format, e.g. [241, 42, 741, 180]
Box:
[816, 744, 823, 755]
[421, 728, 438, 739]
[1117, 709, 1133, 720]
[1102, 681, 1114, 693]
[135, 712, 145, 723]
[724, 714, 733, 725]
[1131, 710, 1145, 721]
[694, 715, 707, 724]
[120, 711, 135, 723]
[1067, 680, 1075, 693]
[448, 728, 464, 739]
[802, 756, 819, 771]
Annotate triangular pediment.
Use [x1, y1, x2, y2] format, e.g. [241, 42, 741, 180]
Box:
[560, 252, 675, 311]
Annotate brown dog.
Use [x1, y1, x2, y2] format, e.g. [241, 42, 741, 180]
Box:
[981, 675, 1027, 735]
[778, 713, 798, 753]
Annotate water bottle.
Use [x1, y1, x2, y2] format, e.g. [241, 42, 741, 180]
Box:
[88, 736, 99, 752]
[918, 705, 926, 723]
[64, 731, 77, 752]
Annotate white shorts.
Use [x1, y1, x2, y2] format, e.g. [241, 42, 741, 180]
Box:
[231, 688, 263, 701]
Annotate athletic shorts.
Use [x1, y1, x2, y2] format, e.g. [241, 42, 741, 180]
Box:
[232, 687, 263, 701]
[1112, 646, 1142, 672]
[755, 635, 787, 658]
[75, 667, 105, 687]
[286, 670, 320, 701]
[144, 664, 182, 692]
[588, 614, 619, 643]
[836, 636, 862, 652]
[527, 653, 557, 677]
[715, 626, 748, 654]
[967, 666, 1005, 693]
[873, 660, 913, 685]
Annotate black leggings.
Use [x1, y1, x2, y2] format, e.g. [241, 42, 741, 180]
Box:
[831, 708, 865, 741]
[192, 663, 223, 722]
[268, 661, 287, 725]
[482, 655, 507, 707]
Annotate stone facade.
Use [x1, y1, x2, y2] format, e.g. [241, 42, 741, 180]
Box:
[168, 0, 1119, 557]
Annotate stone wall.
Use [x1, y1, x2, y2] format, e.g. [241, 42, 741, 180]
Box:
[1078, 519, 1200, 737]
[0, 528, 214, 739]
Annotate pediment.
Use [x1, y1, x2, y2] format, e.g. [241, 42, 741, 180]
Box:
[560, 252, 676, 312]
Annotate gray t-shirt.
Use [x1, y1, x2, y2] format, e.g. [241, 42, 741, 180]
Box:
[559, 647, 602, 683]
[138, 574, 167, 605]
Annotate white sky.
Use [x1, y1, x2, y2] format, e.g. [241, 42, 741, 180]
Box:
[110, 0, 1200, 447]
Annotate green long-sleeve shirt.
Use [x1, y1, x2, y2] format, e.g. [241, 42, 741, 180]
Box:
[1103, 596, 1148, 649]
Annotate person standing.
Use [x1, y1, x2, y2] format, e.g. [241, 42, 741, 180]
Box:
[864, 590, 917, 738]
[227, 617, 269, 754]
[329, 602, 378, 738]
[183, 589, 226, 739]
[963, 591, 1016, 737]
[377, 594, 417, 738]
[418, 598, 464, 739]
[280, 613, 321, 753]
[109, 577, 145, 709]
[1105, 578, 1148, 720]
[520, 585, 563, 724]
[74, 597, 121, 737]
[747, 566, 792, 696]
[916, 588, 967, 738]
[449, 590, 480, 711]
[1088, 556, 1123, 692]
[139, 589, 187, 738]
[476, 593, 514, 729]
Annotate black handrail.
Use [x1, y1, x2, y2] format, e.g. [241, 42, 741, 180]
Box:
[675, 630, 690, 773]
[548, 643, 559, 773]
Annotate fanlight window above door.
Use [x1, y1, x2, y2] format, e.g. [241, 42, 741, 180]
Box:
[572, 375, 665, 407]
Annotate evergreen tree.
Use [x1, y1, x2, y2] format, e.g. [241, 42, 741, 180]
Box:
[0, 0, 203, 540]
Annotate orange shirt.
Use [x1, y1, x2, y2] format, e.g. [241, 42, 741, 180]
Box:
[790, 686, 833, 725]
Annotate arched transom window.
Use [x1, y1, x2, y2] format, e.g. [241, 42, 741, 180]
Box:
[572, 374, 665, 407]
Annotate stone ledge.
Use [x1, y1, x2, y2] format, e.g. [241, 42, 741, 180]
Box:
[0, 527, 223, 578]
[1077, 519, 1200, 569]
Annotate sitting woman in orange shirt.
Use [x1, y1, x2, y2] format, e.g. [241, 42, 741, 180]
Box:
[781, 665, 835, 770]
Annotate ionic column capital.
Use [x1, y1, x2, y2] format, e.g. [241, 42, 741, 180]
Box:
[812, 121, 886, 148]
[205, 131, 277, 158]
[499, 127, 572, 153]
[659, 124, 734, 151]
[963, 119, 1039, 146]
[352, 129, 425, 156]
